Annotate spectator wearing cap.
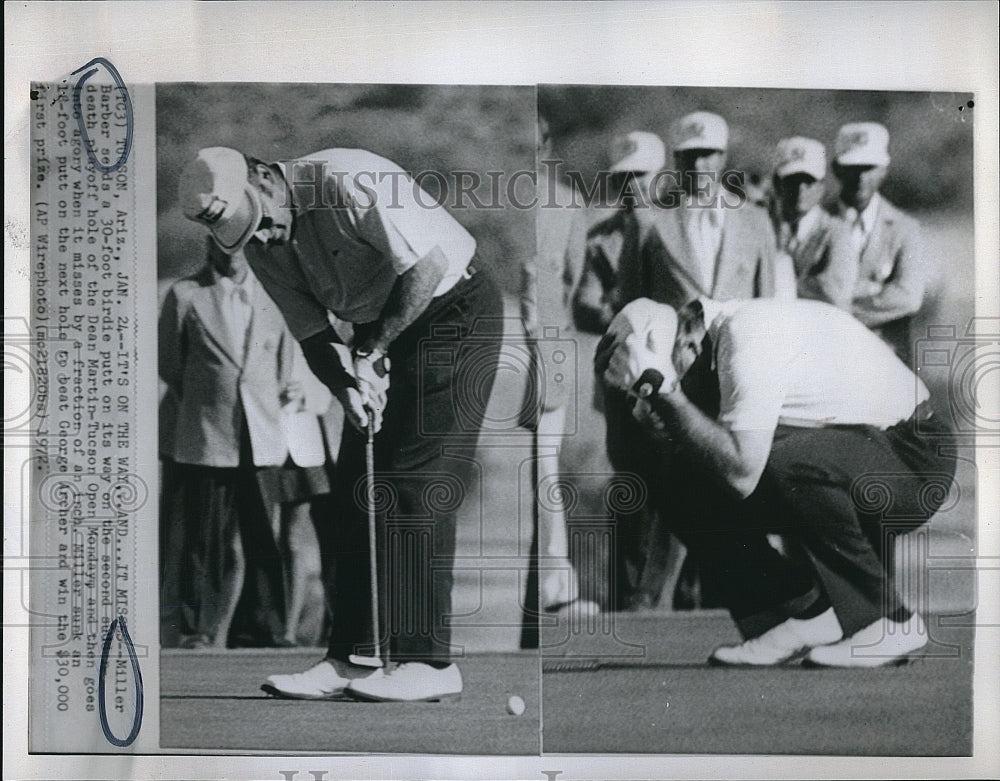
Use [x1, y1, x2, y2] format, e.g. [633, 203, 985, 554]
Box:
[177, 145, 503, 703]
[573, 130, 666, 334]
[642, 111, 781, 309]
[597, 295, 955, 667]
[771, 136, 856, 307]
[519, 115, 600, 622]
[832, 122, 924, 364]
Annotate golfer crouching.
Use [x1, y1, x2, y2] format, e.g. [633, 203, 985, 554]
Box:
[178, 147, 502, 701]
[596, 296, 955, 667]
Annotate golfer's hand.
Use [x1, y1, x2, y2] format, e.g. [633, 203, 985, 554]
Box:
[604, 333, 677, 394]
[594, 298, 672, 376]
[353, 355, 390, 433]
[334, 387, 371, 433]
[632, 397, 667, 432]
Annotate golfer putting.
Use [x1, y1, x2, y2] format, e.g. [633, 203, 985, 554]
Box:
[179, 146, 502, 701]
[597, 296, 956, 667]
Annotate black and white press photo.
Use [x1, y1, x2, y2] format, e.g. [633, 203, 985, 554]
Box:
[11, 4, 998, 778]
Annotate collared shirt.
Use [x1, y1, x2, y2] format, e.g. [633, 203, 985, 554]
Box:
[213, 267, 255, 358]
[246, 149, 476, 341]
[709, 298, 929, 434]
[840, 192, 881, 259]
[685, 194, 726, 290]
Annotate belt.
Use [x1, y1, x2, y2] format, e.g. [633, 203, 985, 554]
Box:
[778, 400, 935, 431]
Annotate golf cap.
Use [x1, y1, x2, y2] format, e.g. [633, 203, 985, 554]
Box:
[672, 111, 728, 152]
[178, 147, 262, 254]
[609, 131, 666, 174]
[774, 137, 827, 180]
[834, 122, 891, 167]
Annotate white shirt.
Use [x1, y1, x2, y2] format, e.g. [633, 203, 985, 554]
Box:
[840, 192, 881, 259]
[213, 268, 255, 359]
[246, 149, 476, 340]
[708, 298, 929, 435]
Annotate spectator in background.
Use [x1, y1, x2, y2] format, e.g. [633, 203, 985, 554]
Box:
[572, 130, 674, 612]
[520, 115, 600, 620]
[643, 111, 783, 307]
[832, 122, 925, 364]
[158, 238, 327, 648]
[256, 346, 341, 648]
[573, 131, 666, 333]
[770, 136, 856, 306]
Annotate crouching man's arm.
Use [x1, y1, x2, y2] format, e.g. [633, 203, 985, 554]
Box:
[637, 385, 772, 499]
[603, 331, 772, 500]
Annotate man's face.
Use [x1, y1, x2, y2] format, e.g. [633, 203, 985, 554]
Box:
[671, 305, 707, 379]
[833, 162, 887, 211]
[246, 164, 294, 247]
[776, 172, 825, 221]
[674, 148, 727, 199]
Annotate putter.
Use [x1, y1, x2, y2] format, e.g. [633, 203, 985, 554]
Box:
[365, 407, 385, 667]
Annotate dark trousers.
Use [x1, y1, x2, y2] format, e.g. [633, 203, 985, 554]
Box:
[170, 461, 286, 645]
[603, 387, 677, 609]
[658, 406, 955, 639]
[321, 269, 503, 664]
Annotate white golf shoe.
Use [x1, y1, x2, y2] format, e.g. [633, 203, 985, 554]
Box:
[261, 659, 381, 700]
[709, 608, 843, 667]
[346, 662, 463, 702]
[804, 613, 927, 668]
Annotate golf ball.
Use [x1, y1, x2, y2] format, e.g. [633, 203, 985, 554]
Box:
[506, 695, 525, 716]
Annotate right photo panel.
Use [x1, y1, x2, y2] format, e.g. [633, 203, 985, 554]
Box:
[535, 84, 977, 755]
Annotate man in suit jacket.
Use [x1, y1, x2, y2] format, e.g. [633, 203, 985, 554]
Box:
[638, 111, 781, 309]
[832, 122, 925, 364]
[770, 136, 856, 308]
[159, 238, 327, 647]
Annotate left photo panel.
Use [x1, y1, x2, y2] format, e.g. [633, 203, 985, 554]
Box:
[155, 83, 540, 753]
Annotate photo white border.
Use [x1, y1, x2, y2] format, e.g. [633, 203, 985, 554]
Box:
[5, 2, 998, 779]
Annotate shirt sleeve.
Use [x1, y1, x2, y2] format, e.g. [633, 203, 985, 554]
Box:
[339, 165, 441, 276]
[715, 317, 787, 435]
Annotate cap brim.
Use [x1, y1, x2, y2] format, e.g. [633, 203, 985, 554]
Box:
[835, 152, 890, 167]
[211, 186, 262, 254]
[775, 162, 824, 180]
[610, 154, 663, 173]
[674, 143, 727, 154]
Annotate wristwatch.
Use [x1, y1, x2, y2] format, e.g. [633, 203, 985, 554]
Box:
[354, 346, 391, 377]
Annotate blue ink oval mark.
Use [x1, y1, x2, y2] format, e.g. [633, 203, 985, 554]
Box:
[70, 58, 133, 174]
[98, 616, 144, 747]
